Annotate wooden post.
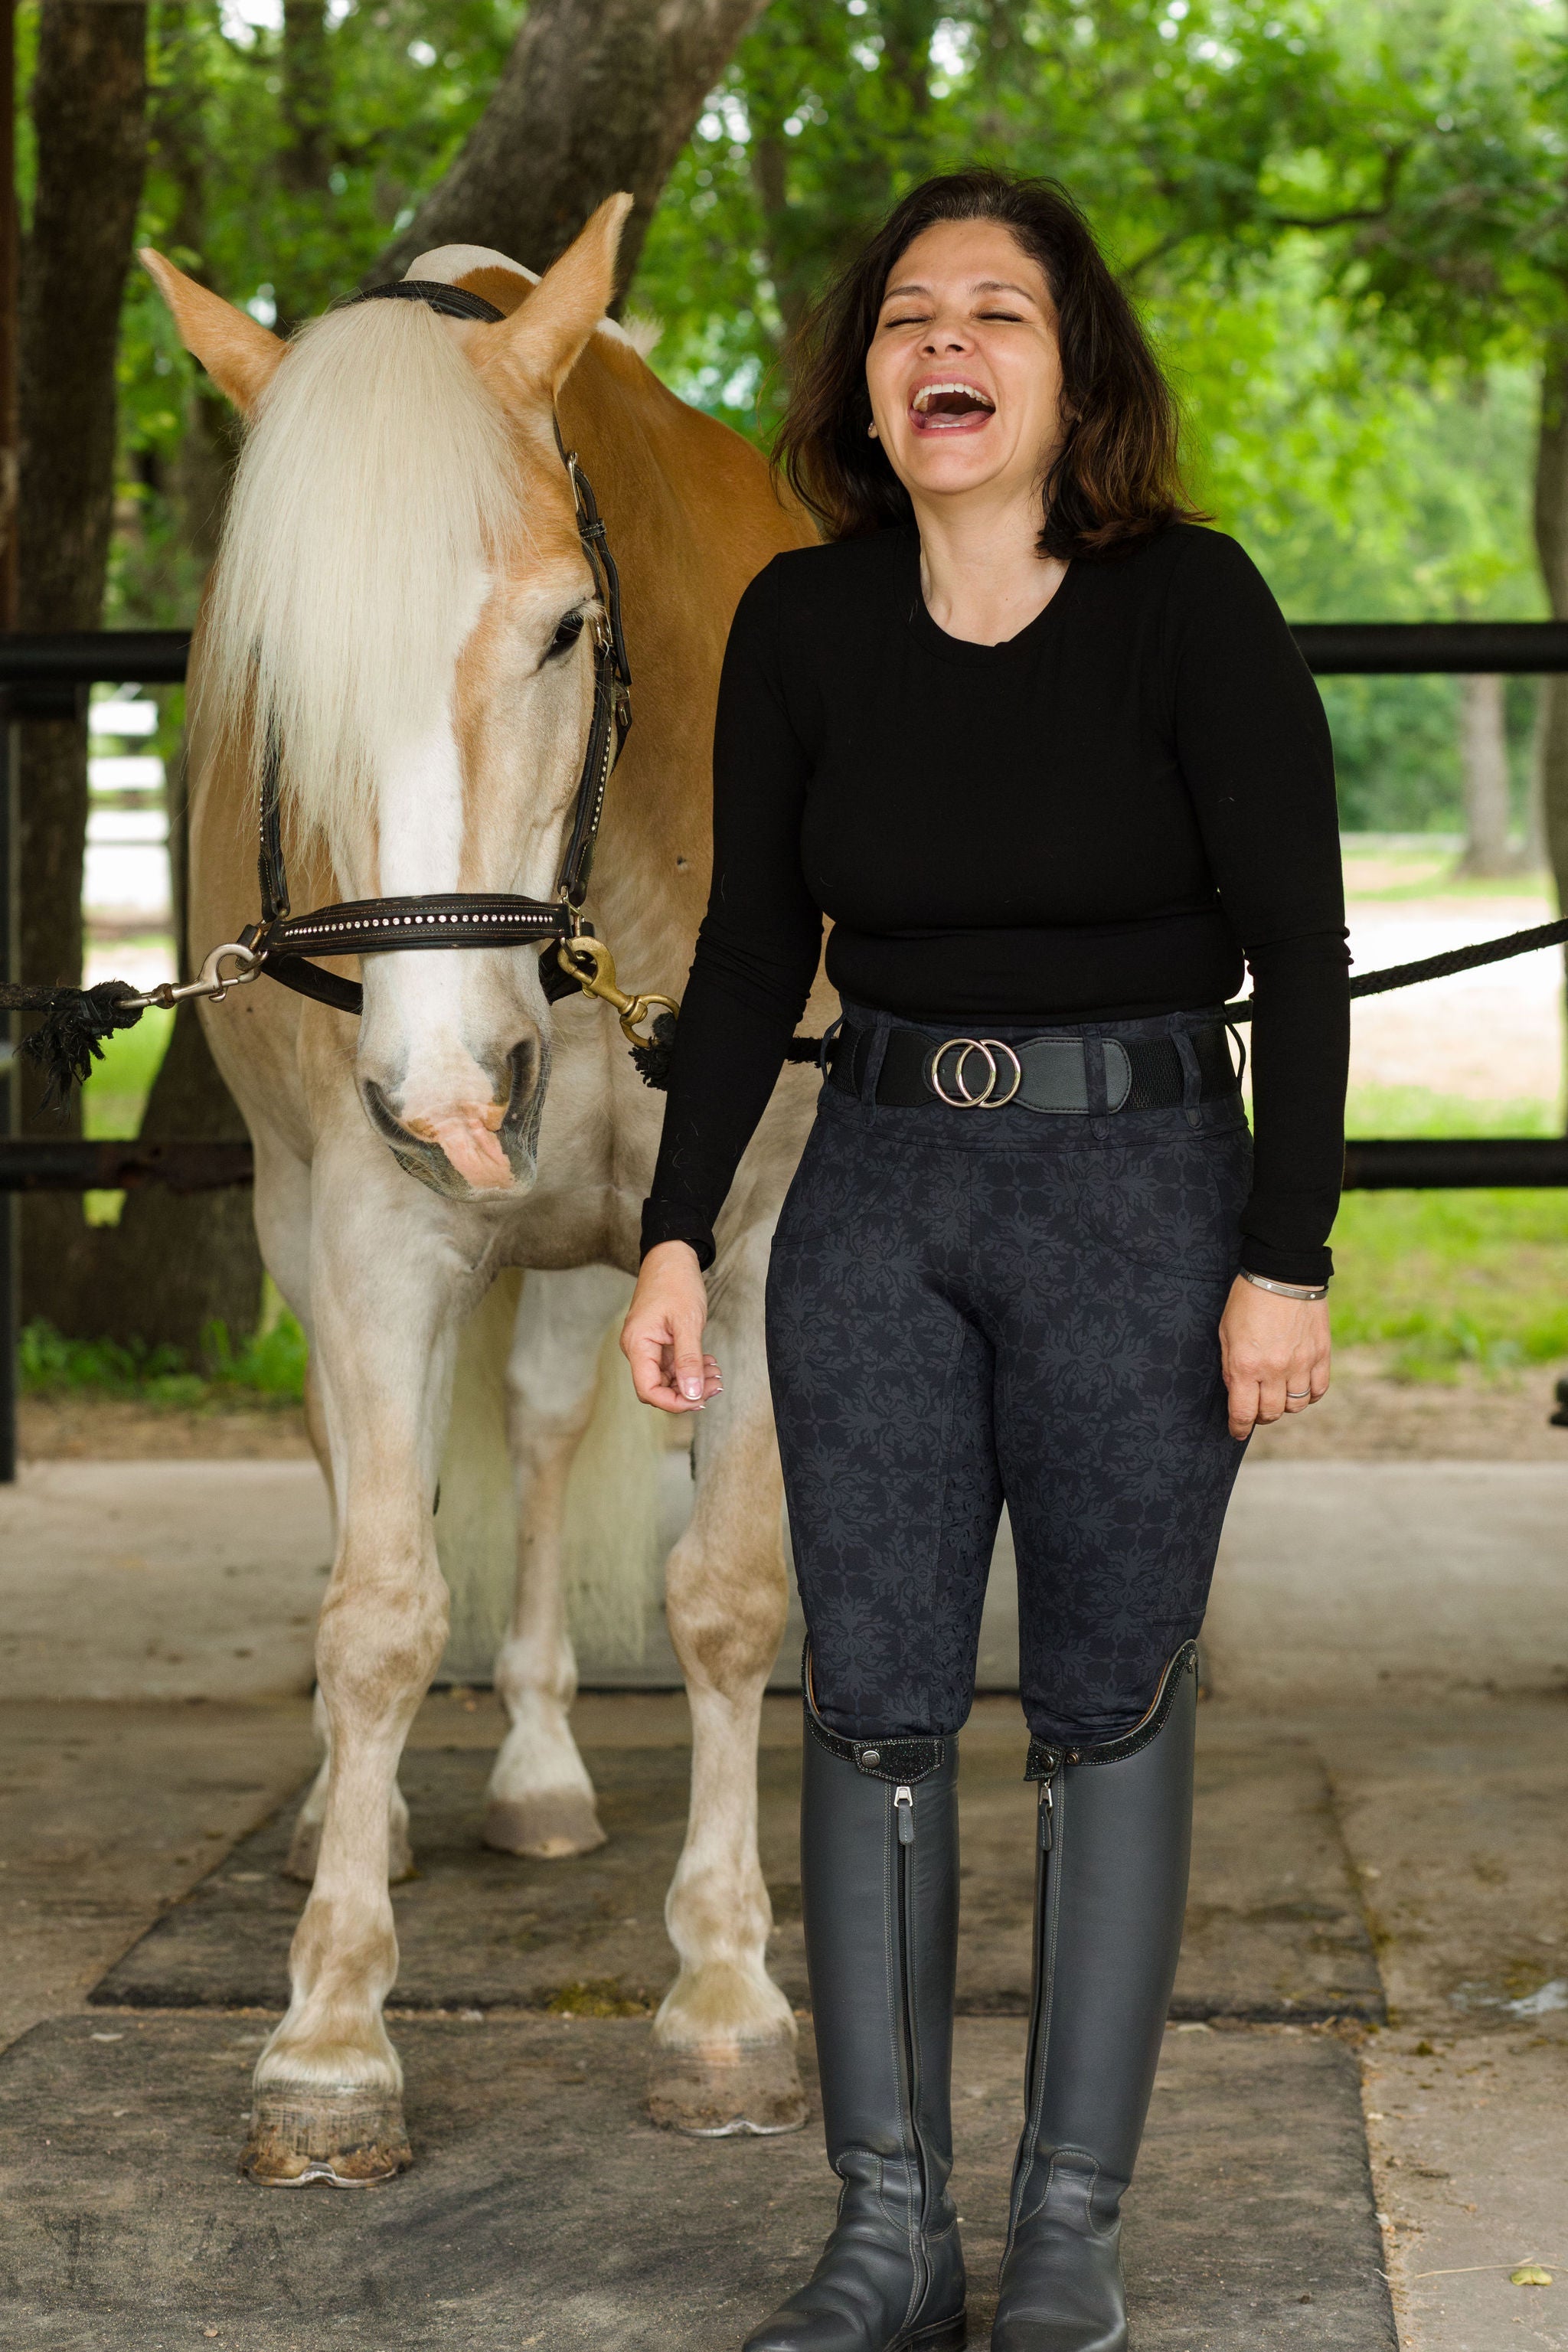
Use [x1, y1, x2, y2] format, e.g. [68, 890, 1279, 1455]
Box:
[1, 0, 19, 1483]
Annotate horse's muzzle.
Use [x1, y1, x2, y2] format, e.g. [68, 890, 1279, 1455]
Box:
[359, 1037, 547, 1200]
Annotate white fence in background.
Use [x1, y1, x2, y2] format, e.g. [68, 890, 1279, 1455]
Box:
[83, 692, 175, 989]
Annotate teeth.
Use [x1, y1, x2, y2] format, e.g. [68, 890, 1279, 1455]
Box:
[912, 381, 995, 413]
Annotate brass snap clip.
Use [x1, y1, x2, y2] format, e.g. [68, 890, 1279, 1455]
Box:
[554, 934, 679, 1050]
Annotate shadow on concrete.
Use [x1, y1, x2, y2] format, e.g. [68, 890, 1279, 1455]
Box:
[0, 2012, 1395, 2350]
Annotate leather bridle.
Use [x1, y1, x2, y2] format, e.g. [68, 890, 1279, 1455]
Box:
[219, 277, 668, 1050]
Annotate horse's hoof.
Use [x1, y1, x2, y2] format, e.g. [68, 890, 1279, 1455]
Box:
[241, 2083, 413, 2187]
[482, 1790, 607, 1860]
[646, 2040, 808, 2137]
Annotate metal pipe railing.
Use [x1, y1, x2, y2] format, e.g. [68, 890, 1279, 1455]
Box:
[3, 622, 1567, 1485]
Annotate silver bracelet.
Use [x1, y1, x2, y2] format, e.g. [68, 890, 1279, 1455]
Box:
[1240, 1269, 1328, 1303]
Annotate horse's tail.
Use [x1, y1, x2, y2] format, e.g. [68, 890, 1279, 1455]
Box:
[435, 1269, 670, 1684]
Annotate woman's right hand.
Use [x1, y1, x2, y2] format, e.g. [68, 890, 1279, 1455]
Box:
[620, 1240, 723, 1413]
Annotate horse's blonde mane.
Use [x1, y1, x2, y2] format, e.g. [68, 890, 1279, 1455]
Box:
[201, 299, 522, 863]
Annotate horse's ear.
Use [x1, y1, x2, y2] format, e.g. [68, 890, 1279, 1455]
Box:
[475, 194, 634, 408]
[139, 248, 285, 416]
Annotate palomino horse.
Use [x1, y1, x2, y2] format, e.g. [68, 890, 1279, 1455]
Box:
[143, 196, 825, 2184]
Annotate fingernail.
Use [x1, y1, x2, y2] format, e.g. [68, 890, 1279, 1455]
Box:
[681, 1376, 703, 1400]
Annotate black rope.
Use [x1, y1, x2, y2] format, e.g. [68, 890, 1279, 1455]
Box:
[7, 912, 1568, 1105]
[1219, 913, 1568, 1027]
[1348, 913, 1568, 1001]
[783, 913, 1568, 1056]
[0, 979, 146, 1106]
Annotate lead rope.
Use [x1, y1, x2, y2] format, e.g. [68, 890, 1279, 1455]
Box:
[11, 909, 1568, 1110]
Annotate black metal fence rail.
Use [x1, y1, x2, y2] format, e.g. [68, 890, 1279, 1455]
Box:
[8, 1135, 1568, 1193]
[0, 1139, 255, 1191]
[1291, 620, 1568, 675]
[4, 623, 1568, 1484]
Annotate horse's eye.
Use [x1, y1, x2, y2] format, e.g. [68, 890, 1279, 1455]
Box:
[544, 609, 586, 663]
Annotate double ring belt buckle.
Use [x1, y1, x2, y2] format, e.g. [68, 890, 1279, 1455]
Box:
[928, 1036, 1024, 1109]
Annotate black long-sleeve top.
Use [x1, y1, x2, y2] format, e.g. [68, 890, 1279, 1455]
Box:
[642, 521, 1350, 1287]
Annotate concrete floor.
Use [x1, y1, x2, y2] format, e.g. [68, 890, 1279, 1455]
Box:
[1, 1457, 1565, 2350]
[5, 1453, 1566, 1705]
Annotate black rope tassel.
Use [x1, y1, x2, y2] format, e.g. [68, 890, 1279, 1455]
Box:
[629, 1009, 679, 1090]
[0, 980, 147, 1109]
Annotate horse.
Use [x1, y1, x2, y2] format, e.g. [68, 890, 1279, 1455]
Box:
[142, 194, 826, 2185]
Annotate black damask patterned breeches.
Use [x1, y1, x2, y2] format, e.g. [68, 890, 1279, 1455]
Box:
[766, 1004, 1252, 1749]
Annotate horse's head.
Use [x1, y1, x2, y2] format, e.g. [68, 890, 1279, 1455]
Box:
[143, 198, 635, 1200]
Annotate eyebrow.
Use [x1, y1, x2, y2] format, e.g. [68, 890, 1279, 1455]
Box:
[880, 278, 1040, 305]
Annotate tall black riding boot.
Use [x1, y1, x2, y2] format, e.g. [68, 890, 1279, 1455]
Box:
[991, 1644, 1199, 2352]
[743, 1668, 967, 2352]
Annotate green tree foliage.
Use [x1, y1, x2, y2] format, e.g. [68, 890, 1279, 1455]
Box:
[114, 0, 524, 622]
[632, 0, 1552, 831]
[103, 0, 1561, 834]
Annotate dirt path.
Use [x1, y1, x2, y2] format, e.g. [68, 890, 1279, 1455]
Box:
[21, 1351, 1568, 1466]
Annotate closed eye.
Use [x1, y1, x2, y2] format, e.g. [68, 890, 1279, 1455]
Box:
[544, 608, 586, 664]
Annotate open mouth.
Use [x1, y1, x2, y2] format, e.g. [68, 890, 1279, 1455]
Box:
[909, 380, 995, 433]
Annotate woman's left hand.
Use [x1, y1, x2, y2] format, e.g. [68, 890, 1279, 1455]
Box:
[1218, 1276, 1330, 1439]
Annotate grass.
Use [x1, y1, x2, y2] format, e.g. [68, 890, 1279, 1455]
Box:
[19, 1308, 308, 1410]
[1334, 1086, 1568, 1379]
[79, 1006, 175, 1141]
[1338, 837, 1549, 903]
[79, 1005, 175, 1225]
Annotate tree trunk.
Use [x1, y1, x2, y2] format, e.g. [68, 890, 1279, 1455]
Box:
[1532, 329, 1568, 1116]
[78, 2, 264, 1357]
[370, 0, 773, 295]
[16, 0, 148, 1331]
[1456, 674, 1517, 877]
[274, 0, 336, 328]
[90, 1002, 263, 1357]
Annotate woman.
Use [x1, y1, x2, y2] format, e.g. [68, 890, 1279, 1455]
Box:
[622, 168, 1347, 2352]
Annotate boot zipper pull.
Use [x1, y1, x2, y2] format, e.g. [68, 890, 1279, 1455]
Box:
[1038, 1779, 1055, 1851]
[895, 1785, 914, 1845]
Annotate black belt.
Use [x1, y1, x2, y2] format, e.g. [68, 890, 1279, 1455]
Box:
[825, 1018, 1240, 1114]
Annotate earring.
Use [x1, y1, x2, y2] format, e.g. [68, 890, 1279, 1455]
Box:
[867, 421, 879, 439]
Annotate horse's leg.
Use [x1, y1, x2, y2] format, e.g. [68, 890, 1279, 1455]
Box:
[650, 1231, 806, 2136]
[285, 1694, 416, 1886]
[243, 1158, 465, 2187]
[286, 1356, 414, 1886]
[250, 1138, 414, 1890]
[482, 1264, 628, 1857]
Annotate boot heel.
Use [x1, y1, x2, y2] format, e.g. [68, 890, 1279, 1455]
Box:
[900, 2317, 967, 2352]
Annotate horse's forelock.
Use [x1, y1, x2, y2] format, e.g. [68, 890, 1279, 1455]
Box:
[199, 299, 527, 871]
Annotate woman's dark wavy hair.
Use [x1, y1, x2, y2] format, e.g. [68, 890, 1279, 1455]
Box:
[774, 168, 1206, 560]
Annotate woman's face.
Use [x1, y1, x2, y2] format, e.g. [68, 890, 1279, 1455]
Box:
[864, 218, 1064, 515]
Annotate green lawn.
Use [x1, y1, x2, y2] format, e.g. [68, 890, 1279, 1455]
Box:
[28, 1005, 309, 1403]
[79, 1004, 175, 1141]
[1334, 1086, 1568, 1377]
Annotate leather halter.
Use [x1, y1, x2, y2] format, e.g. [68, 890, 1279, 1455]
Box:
[236, 279, 634, 1020]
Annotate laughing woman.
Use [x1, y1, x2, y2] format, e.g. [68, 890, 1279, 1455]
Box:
[622, 169, 1348, 2352]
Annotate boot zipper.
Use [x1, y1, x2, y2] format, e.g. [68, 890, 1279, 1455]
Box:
[1008, 1761, 1060, 2265]
[894, 1783, 929, 2314]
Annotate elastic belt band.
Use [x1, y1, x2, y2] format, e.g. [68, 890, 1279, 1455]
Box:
[826, 1022, 1238, 1116]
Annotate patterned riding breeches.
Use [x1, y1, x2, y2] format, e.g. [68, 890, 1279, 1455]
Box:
[764, 1002, 1253, 1748]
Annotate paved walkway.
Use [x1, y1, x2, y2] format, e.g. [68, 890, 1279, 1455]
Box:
[4, 1453, 1563, 1704]
[1, 1455, 1563, 2348]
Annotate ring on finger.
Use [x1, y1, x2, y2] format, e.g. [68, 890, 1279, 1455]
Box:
[1286, 1389, 1311, 1400]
